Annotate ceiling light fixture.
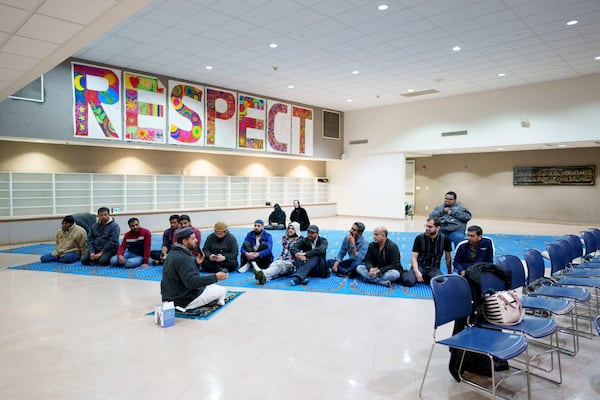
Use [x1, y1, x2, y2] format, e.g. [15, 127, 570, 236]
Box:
[566, 20, 578, 26]
[288, 85, 294, 89]
[352, 70, 359, 75]
[595, 56, 600, 60]
[205, 65, 213, 70]
[378, 5, 388, 11]
[269, 43, 278, 48]
[407, 89, 414, 92]
[498, 73, 506, 77]
[452, 46, 461, 52]
[346, 99, 353, 102]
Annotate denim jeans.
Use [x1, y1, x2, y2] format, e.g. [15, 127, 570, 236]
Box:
[356, 265, 400, 285]
[441, 229, 466, 248]
[40, 252, 80, 263]
[110, 250, 143, 268]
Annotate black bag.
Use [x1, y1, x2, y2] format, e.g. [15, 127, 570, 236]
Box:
[448, 262, 512, 380]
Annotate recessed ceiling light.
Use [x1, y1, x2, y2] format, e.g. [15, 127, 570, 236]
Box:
[205, 65, 213, 70]
[595, 56, 600, 60]
[498, 73, 506, 77]
[566, 20, 578, 26]
[346, 99, 353, 103]
[378, 5, 388, 11]
[452, 46, 461, 52]
[269, 43, 278, 48]
[288, 85, 294, 89]
[407, 89, 414, 93]
[352, 70, 359, 75]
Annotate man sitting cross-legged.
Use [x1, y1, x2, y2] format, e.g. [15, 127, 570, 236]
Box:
[326, 221, 368, 277]
[411, 217, 452, 284]
[110, 217, 152, 268]
[356, 226, 416, 288]
[161, 227, 228, 310]
[150, 214, 179, 265]
[40, 215, 88, 263]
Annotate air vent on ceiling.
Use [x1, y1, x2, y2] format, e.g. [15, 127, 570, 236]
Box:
[401, 89, 439, 97]
[441, 130, 468, 137]
[349, 139, 368, 145]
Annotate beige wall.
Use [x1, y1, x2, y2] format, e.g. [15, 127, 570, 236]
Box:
[413, 148, 600, 224]
[0, 141, 326, 177]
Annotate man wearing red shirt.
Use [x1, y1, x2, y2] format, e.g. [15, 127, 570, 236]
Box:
[110, 217, 152, 268]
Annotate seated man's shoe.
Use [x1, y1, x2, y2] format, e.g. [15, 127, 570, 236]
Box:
[238, 263, 250, 273]
[379, 280, 392, 288]
[321, 268, 331, 278]
[254, 269, 267, 285]
[289, 276, 302, 286]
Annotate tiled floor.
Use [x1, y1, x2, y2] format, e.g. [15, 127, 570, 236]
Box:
[0, 216, 598, 399]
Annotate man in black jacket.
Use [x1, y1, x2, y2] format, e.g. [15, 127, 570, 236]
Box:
[288, 224, 328, 285]
[161, 227, 228, 310]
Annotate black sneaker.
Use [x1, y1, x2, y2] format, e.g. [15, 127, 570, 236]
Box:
[321, 268, 331, 278]
[289, 276, 301, 286]
[254, 269, 266, 285]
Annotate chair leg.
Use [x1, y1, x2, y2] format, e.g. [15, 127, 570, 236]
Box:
[418, 343, 436, 398]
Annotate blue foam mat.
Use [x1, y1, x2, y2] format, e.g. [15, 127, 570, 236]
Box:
[4, 229, 559, 300]
[148, 291, 243, 321]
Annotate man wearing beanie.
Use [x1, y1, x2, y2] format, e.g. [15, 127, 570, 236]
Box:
[161, 227, 228, 309]
[202, 221, 239, 273]
[254, 222, 302, 285]
[40, 215, 88, 263]
[239, 219, 273, 273]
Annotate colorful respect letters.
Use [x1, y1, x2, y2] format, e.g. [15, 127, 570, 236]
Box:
[72, 62, 314, 156]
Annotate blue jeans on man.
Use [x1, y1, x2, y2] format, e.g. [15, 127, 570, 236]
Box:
[109, 250, 143, 268]
[441, 229, 466, 248]
[40, 252, 80, 263]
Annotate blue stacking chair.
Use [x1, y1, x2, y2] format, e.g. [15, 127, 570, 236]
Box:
[498, 255, 577, 356]
[480, 270, 562, 384]
[419, 274, 530, 400]
[547, 241, 600, 278]
[581, 231, 600, 262]
[524, 248, 594, 340]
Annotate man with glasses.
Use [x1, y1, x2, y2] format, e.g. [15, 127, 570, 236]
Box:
[429, 191, 472, 247]
[411, 218, 452, 284]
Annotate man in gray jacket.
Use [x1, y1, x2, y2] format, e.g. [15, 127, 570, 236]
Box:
[428, 191, 472, 247]
[161, 227, 228, 309]
[80, 207, 120, 266]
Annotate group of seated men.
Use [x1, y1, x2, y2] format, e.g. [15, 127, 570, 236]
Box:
[40, 206, 493, 312]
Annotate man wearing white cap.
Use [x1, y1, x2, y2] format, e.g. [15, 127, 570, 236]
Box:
[161, 227, 228, 309]
[239, 219, 273, 273]
[254, 222, 302, 285]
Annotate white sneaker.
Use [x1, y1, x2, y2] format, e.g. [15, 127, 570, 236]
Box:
[251, 261, 260, 272]
[238, 263, 250, 273]
[217, 297, 225, 306]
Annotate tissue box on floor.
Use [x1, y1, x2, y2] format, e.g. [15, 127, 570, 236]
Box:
[154, 301, 175, 327]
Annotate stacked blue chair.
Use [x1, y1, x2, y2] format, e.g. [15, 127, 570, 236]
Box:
[420, 274, 531, 400]
[498, 255, 577, 356]
[479, 269, 562, 384]
[524, 248, 594, 341]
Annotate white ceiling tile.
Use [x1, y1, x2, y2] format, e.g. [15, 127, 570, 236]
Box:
[2, 35, 58, 58]
[0, 0, 40, 10]
[0, 4, 30, 32]
[17, 13, 82, 44]
[38, 0, 116, 25]
[0, 51, 39, 70]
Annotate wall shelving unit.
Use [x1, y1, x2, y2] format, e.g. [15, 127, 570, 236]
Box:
[0, 172, 330, 217]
